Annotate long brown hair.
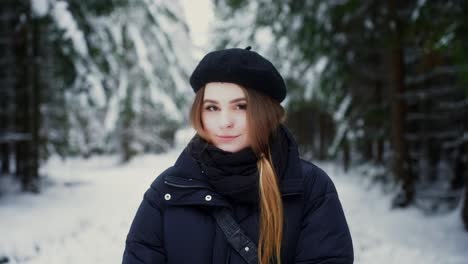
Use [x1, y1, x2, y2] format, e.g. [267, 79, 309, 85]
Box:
[190, 85, 286, 264]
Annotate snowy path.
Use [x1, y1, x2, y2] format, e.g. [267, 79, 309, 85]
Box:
[321, 163, 468, 264]
[1, 150, 467, 263]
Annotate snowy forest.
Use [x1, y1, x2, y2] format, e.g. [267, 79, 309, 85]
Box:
[1, 0, 468, 263]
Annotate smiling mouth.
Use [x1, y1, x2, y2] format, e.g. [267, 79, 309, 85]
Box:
[216, 135, 239, 140]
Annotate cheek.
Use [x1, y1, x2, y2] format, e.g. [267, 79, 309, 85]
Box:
[201, 112, 215, 132]
[238, 113, 248, 130]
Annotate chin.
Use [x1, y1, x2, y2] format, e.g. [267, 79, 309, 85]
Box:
[214, 140, 250, 153]
[216, 144, 243, 153]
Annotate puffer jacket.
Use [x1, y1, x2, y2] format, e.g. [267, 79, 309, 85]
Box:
[122, 129, 353, 263]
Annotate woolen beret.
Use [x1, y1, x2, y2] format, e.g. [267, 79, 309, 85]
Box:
[189, 47, 287, 102]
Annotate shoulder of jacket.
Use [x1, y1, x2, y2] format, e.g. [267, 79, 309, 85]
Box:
[150, 166, 174, 190]
[299, 159, 338, 201]
[142, 166, 175, 210]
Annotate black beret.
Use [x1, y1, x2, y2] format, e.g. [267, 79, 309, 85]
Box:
[189, 47, 287, 102]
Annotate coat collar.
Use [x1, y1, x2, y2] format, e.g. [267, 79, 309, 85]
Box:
[163, 125, 303, 207]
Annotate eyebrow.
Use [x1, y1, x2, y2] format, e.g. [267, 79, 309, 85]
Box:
[203, 98, 247, 104]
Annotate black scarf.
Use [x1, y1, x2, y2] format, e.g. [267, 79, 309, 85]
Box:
[187, 125, 290, 204]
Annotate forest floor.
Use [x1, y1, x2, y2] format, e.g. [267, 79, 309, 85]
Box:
[1, 149, 467, 264]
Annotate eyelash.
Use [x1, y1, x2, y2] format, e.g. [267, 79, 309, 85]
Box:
[236, 104, 247, 110]
[204, 104, 247, 111]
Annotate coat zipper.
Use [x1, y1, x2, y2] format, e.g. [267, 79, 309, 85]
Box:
[165, 180, 301, 198]
[164, 180, 211, 190]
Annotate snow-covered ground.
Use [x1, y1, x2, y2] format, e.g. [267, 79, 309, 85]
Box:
[1, 149, 467, 263]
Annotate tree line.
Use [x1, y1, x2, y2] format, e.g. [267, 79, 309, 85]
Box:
[0, 0, 191, 191]
[212, 0, 468, 229]
[1, 0, 467, 230]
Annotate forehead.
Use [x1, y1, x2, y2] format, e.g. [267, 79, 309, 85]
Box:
[203, 82, 246, 101]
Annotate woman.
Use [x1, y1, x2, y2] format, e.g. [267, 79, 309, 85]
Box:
[122, 47, 354, 264]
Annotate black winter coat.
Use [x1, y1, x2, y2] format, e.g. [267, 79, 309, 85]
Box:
[122, 130, 354, 263]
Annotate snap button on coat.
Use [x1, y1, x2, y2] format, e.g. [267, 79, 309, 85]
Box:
[164, 193, 171, 200]
[205, 195, 212, 201]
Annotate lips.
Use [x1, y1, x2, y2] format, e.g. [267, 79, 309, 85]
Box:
[216, 135, 239, 142]
[218, 135, 239, 138]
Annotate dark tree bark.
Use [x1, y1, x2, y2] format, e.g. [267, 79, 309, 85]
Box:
[317, 112, 335, 161]
[363, 139, 373, 161]
[388, 0, 414, 207]
[0, 1, 15, 176]
[343, 134, 350, 172]
[463, 142, 468, 230]
[318, 113, 327, 160]
[375, 79, 385, 164]
[462, 106, 468, 230]
[284, 104, 321, 159]
[1, 144, 9, 174]
[13, 0, 39, 192]
[30, 2, 40, 192]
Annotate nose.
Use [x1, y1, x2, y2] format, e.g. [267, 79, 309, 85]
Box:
[219, 110, 234, 129]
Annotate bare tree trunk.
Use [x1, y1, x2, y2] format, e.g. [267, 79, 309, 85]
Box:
[16, 1, 29, 190]
[14, 0, 38, 192]
[364, 140, 373, 161]
[463, 141, 468, 230]
[0, 0, 14, 176]
[375, 79, 385, 164]
[388, 0, 414, 207]
[30, 1, 40, 192]
[284, 104, 317, 156]
[319, 112, 327, 160]
[377, 138, 384, 164]
[1, 144, 9, 174]
[462, 108, 468, 230]
[343, 134, 350, 172]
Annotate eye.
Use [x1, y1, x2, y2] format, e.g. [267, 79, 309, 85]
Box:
[235, 104, 247, 110]
[204, 105, 218, 111]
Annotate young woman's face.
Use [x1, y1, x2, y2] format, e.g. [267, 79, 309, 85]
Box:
[202, 82, 250, 153]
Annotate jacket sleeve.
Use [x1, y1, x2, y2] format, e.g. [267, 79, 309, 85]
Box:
[295, 166, 354, 264]
[122, 186, 166, 263]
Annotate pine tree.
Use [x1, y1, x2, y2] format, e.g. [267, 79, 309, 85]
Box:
[213, 0, 468, 226]
[33, 0, 193, 161]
